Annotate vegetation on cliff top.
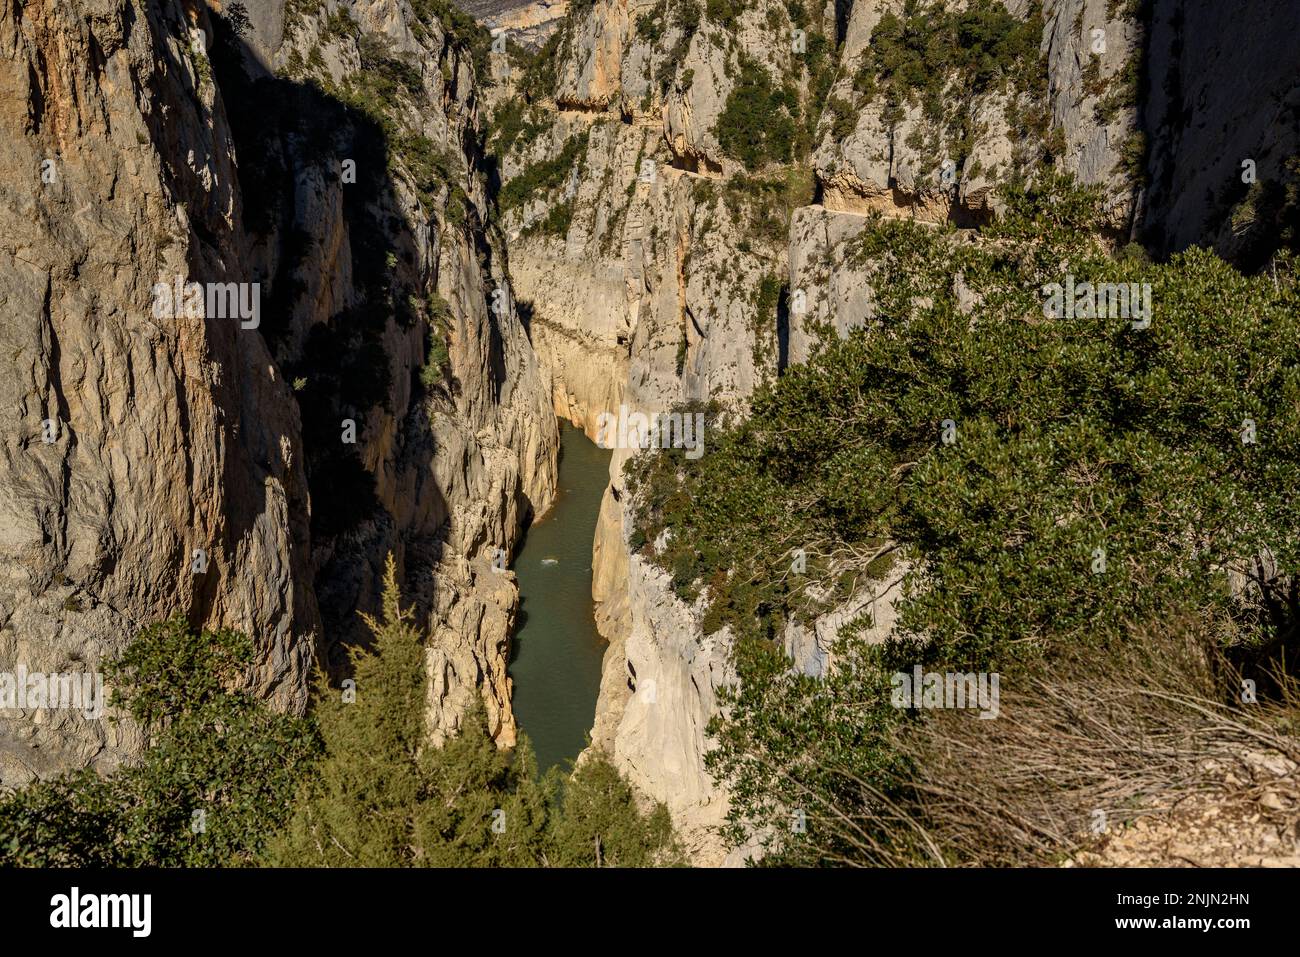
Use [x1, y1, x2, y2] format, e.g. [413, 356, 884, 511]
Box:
[626, 173, 1300, 863]
[853, 0, 1044, 122]
[855, 0, 1050, 176]
[0, 562, 679, 868]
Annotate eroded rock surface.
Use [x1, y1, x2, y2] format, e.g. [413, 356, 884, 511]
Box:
[0, 0, 556, 783]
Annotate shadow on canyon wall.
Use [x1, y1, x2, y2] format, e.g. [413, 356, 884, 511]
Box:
[1139, 0, 1300, 267]
[206, 12, 462, 677]
[197, 0, 1300, 679]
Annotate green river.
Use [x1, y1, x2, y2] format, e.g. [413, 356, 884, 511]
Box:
[508, 422, 612, 774]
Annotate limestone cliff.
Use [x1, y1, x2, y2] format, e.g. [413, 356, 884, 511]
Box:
[258, 0, 558, 748]
[0, 0, 555, 785]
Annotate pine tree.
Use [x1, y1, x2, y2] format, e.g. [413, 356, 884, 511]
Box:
[547, 755, 682, 867]
[415, 703, 554, 866]
[270, 554, 434, 866]
[269, 555, 561, 867]
[270, 553, 682, 868]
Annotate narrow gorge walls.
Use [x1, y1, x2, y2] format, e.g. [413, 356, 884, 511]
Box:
[238, 0, 561, 749]
[5, 0, 1295, 866]
[0, 0, 556, 784]
[488, 0, 1300, 864]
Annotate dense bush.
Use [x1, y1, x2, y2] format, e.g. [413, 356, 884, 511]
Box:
[715, 58, 799, 168]
[627, 174, 1300, 861]
[0, 620, 319, 866]
[421, 293, 453, 389]
[855, 0, 1043, 119]
[632, 0, 703, 94]
[825, 96, 857, 142]
[716, 166, 815, 246]
[489, 97, 551, 159]
[635, 172, 1300, 659]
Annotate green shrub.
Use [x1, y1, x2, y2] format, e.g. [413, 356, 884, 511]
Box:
[0, 578, 680, 869]
[826, 96, 857, 141]
[0, 619, 319, 866]
[489, 97, 550, 158]
[637, 0, 702, 92]
[720, 166, 814, 245]
[1094, 53, 1140, 123]
[705, 0, 744, 29]
[628, 176, 1300, 860]
[851, 0, 1045, 168]
[715, 57, 799, 168]
[523, 200, 575, 238]
[356, 33, 424, 99]
[1117, 130, 1147, 185]
[422, 335, 450, 387]
[499, 131, 590, 212]
[395, 132, 465, 215]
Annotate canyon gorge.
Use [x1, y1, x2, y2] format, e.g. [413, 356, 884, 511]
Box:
[1, 0, 1297, 867]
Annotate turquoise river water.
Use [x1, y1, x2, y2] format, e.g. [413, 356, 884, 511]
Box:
[508, 422, 612, 774]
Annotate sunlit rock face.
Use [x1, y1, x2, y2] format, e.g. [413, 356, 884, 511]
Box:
[0, 0, 557, 783]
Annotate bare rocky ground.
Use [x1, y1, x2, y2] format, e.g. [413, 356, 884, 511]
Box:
[1071, 751, 1300, 868]
[453, 0, 534, 18]
[460, 0, 566, 48]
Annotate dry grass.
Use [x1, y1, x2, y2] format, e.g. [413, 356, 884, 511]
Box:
[807, 619, 1300, 866]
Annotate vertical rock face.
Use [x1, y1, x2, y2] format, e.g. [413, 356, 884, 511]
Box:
[1140, 0, 1300, 263]
[0, 0, 556, 785]
[492, 0, 1298, 862]
[0, 0, 318, 784]
[604, 554, 735, 863]
[815, 0, 1142, 229]
[259, 0, 558, 748]
[1040, 0, 1143, 225]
